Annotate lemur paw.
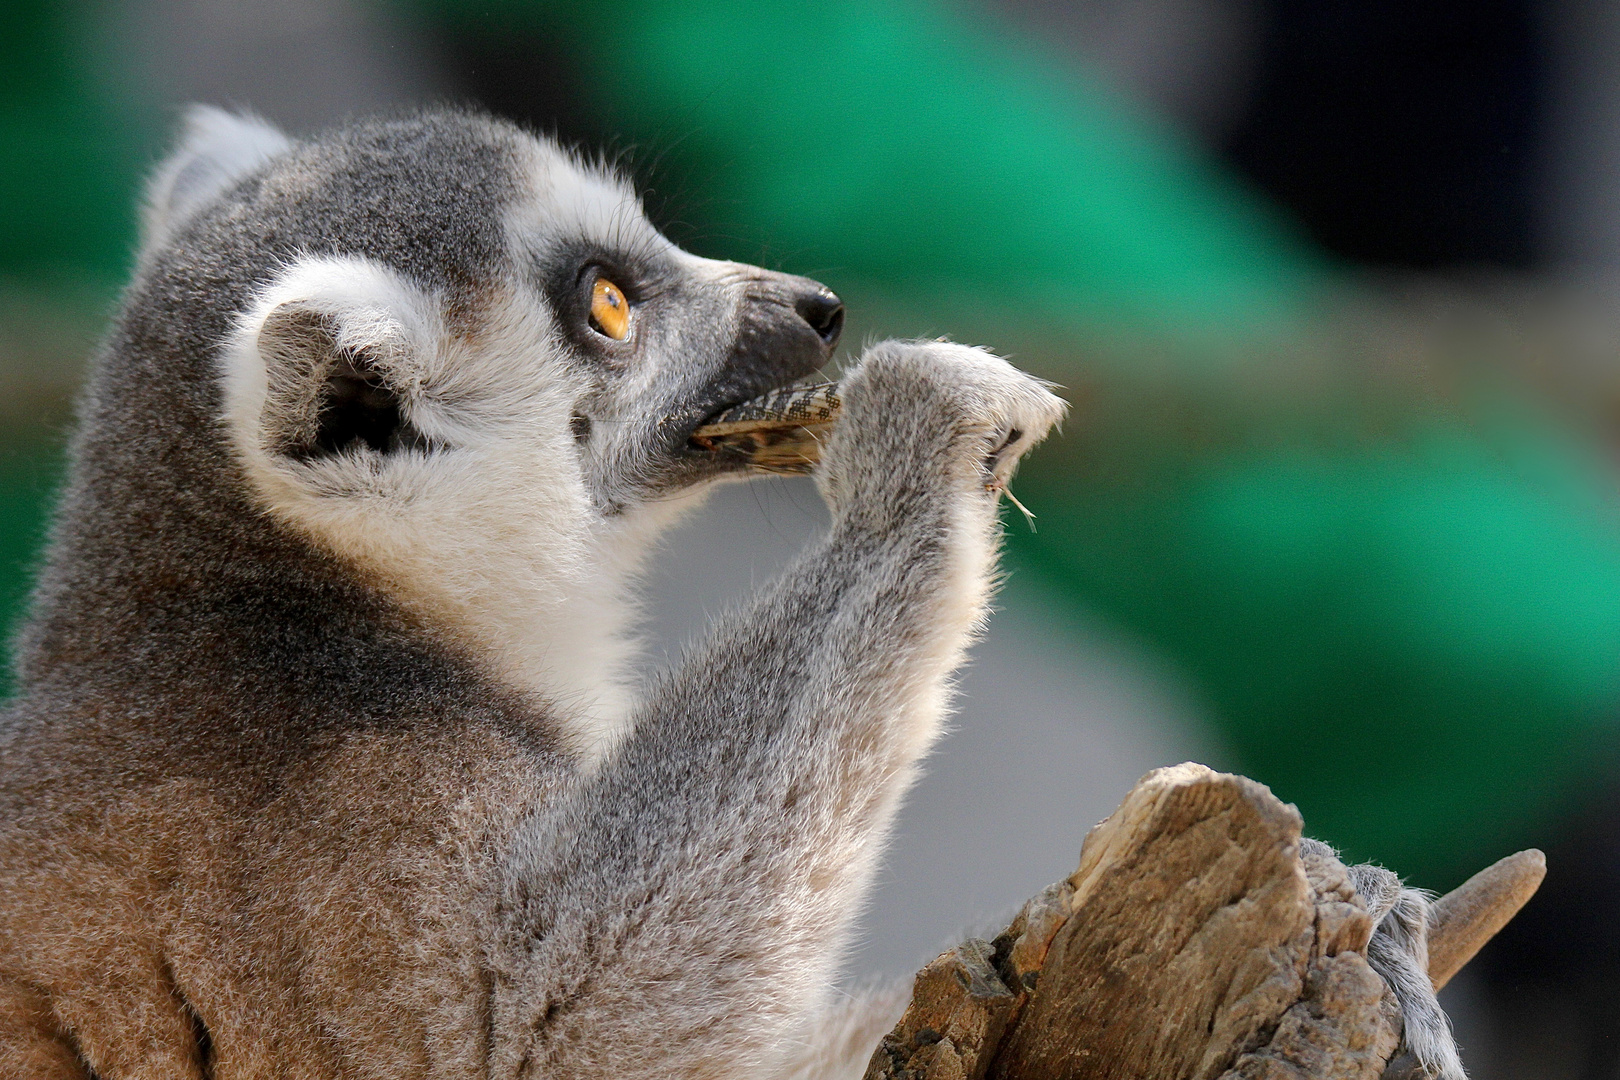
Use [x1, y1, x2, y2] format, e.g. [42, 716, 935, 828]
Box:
[821, 339, 1066, 510]
[1300, 840, 1467, 1080]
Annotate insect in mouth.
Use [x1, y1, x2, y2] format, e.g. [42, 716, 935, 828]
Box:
[689, 382, 842, 475]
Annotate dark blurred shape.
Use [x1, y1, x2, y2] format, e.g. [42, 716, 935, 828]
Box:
[989, 0, 1264, 140]
[436, 24, 597, 150]
[1479, 781, 1620, 1077]
[1538, 0, 1620, 269]
[1224, 0, 1543, 269]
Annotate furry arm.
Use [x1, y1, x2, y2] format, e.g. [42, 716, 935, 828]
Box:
[487, 341, 1066, 1080]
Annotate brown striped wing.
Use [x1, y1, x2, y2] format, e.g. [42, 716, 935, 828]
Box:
[689, 382, 842, 475]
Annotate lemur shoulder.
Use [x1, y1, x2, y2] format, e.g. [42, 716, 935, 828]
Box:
[0, 107, 1461, 1080]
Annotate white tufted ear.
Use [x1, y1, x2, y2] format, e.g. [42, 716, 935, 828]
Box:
[141, 105, 292, 254]
[221, 256, 445, 462]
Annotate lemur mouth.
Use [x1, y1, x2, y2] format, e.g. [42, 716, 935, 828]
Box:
[687, 382, 842, 475]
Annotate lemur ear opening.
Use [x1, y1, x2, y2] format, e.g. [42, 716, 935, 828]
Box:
[142, 106, 292, 255]
[255, 302, 424, 461]
[225, 257, 445, 469]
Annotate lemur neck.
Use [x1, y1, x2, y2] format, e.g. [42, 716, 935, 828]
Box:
[351, 502, 674, 764]
[435, 545, 644, 763]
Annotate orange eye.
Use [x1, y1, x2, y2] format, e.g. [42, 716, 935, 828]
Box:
[589, 276, 630, 340]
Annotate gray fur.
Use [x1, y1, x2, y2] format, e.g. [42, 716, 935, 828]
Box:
[1299, 839, 1466, 1080]
[0, 107, 1060, 1079]
[0, 105, 1456, 1080]
[486, 341, 1064, 1077]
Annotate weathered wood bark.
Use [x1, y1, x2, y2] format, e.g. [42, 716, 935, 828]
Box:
[864, 763, 1544, 1080]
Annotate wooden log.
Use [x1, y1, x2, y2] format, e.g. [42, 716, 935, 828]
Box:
[864, 762, 1543, 1080]
[1426, 849, 1545, 992]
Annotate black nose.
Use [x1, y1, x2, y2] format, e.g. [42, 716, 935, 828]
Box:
[794, 286, 844, 348]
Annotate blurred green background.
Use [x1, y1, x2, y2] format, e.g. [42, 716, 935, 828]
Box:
[7, 0, 1620, 1069]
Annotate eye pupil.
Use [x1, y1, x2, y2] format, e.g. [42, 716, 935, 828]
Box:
[589, 277, 630, 341]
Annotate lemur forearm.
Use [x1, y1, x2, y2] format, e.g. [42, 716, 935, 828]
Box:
[492, 505, 991, 1078]
[488, 341, 1063, 1080]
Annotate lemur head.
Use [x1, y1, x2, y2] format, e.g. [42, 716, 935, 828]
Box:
[99, 107, 843, 725]
[149, 108, 841, 521]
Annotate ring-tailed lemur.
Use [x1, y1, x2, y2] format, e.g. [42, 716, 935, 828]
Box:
[0, 108, 1461, 1080]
